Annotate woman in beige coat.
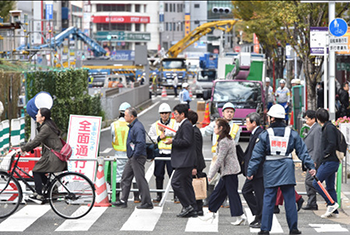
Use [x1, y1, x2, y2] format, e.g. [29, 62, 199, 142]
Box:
[20, 108, 67, 203]
[202, 118, 246, 225]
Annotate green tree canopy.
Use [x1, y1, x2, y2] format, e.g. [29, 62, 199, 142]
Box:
[0, 1, 15, 22]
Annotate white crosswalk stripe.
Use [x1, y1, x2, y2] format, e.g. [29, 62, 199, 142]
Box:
[0, 205, 349, 233]
[56, 207, 107, 231]
[0, 205, 51, 232]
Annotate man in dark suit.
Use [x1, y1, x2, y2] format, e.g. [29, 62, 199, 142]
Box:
[242, 112, 264, 228]
[164, 104, 197, 218]
[302, 110, 322, 210]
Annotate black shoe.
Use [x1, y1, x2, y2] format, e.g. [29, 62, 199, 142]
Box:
[183, 211, 198, 218]
[134, 196, 141, 203]
[302, 204, 318, 210]
[249, 219, 259, 226]
[250, 221, 261, 228]
[297, 197, 304, 212]
[273, 205, 280, 214]
[177, 205, 194, 217]
[197, 211, 204, 216]
[258, 231, 270, 235]
[112, 200, 127, 208]
[153, 195, 162, 203]
[290, 229, 302, 234]
[137, 203, 153, 209]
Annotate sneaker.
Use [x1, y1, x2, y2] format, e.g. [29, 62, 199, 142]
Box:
[199, 212, 216, 222]
[28, 193, 45, 204]
[321, 203, 339, 218]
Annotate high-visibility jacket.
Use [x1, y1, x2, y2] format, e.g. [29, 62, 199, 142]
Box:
[112, 120, 129, 151]
[211, 123, 240, 153]
[156, 119, 176, 150]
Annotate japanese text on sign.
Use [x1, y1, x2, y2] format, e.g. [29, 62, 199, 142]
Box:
[66, 115, 102, 181]
[330, 45, 349, 51]
[330, 37, 348, 44]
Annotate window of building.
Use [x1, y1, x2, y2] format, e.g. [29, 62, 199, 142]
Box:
[166, 22, 168, 31]
[96, 4, 132, 12]
[173, 22, 176, 31]
[135, 4, 141, 12]
[169, 22, 172, 31]
[173, 4, 175, 12]
[169, 3, 172, 12]
[135, 23, 141, 31]
[144, 4, 147, 13]
[96, 23, 132, 31]
[165, 3, 168, 12]
[194, 4, 200, 8]
[181, 22, 183, 31]
[177, 23, 180, 31]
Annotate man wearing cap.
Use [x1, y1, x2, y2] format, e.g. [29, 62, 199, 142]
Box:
[275, 79, 290, 124]
[179, 83, 191, 109]
[247, 104, 316, 235]
[201, 102, 241, 206]
[173, 73, 179, 97]
[148, 103, 179, 203]
[265, 77, 275, 110]
[110, 102, 140, 205]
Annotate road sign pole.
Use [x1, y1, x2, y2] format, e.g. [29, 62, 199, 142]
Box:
[324, 43, 328, 110]
[329, 2, 336, 120]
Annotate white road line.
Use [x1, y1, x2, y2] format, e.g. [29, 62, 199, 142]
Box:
[138, 101, 160, 117]
[0, 205, 51, 231]
[56, 207, 107, 231]
[309, 224, 349, 232]
[185, 208, 218, 233]
[245, 207, 260, 233]
[120, 206, 163, 231]
[100, 148, 113, 154]
[145, 160, 155, 183]
[271, 214, 284, 234]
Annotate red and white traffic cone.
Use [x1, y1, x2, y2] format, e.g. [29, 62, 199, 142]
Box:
[189, 88, 193, 98]
[161, 86, 167, 97]
[94, 157, 111, 207]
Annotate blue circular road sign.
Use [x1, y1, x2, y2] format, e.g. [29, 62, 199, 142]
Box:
[329, 18, 348, 37]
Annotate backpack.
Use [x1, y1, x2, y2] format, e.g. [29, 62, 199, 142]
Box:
[236, 144, 245, 174]
[335, 128, 347, 162]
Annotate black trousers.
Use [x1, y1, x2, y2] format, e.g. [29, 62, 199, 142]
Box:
[171, 167, 196, 209]
[242, 177, 264, 221]
[154, 154, 173, 180]
[209, 174, 243, 216]
[33, 172, 48, 195]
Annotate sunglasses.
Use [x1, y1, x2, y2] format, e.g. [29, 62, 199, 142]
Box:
[160, 112, 170, 115]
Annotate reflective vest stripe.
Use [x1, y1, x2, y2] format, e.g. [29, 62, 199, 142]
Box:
[156, 119, 175, 150]
[211, 123, 240, 153]
[112, 121, 129, 151]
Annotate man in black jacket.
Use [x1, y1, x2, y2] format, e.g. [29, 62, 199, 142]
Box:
[164, 104, 197, 217]
[242, 112, 264, 228]
[337, 82, 349, 118]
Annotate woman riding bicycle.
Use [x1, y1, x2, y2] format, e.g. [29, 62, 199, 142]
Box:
[19, 108, 67, 203]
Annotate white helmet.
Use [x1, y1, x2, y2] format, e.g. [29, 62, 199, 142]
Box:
[152, 72, 157, 75]
[158, 103, 172, 113]
[265, 77, 270, 82]
[279, 79, 286, 84]
[119, 102, 131, 112]
[182, 83, 189, 88]
[291, 78, 300, 85]
[267, 104, 285, 119]
[222, 102, 235, 112]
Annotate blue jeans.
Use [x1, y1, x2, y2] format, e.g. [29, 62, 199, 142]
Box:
[312, 161, 339, 206]
[261, 185, 297, 232]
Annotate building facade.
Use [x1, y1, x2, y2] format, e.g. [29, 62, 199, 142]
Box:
[90, 1, 159, 54]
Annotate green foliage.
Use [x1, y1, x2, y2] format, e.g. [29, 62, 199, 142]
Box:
[25, 69, 103, 137]
[0, 1, 15, 22]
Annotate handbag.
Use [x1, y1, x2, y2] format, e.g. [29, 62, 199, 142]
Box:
[192, 176, 207, 200]
[44, 138, 72, 162]
[144, 131, 159, 160]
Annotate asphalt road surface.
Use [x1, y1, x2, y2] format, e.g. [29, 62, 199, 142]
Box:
[0, 95, 349, 235]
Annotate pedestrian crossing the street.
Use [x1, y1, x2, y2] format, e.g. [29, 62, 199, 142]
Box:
[0, 204, 348, 234]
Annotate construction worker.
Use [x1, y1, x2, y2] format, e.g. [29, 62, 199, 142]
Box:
[172, 73, 179, 97]
[247, 104, 316, 235]
[275, 79, 290, 125]
[148, 103, 179, 203]
[110, 102, 140, 205]
[265, 77, 275, 110]
[201, 102, 241, 207]
[179, 83, 191, 109]
[152, 72, 158, 96]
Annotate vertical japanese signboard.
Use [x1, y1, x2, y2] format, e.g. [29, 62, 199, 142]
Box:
[66, 115, 102, 181]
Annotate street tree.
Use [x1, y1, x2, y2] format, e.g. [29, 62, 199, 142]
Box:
[232, 0, 349, 109]
[0, 1, 15, 22]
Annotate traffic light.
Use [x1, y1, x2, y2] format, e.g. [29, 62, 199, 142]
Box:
[212, 7, 231, 14]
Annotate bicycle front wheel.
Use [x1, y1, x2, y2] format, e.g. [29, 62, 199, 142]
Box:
[0, 171, 22, 218]
[49, 172, 95, 219]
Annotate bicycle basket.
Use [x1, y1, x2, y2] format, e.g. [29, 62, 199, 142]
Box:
[0, 151, 16, 171]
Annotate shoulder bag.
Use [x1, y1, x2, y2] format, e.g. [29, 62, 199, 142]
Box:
[44, 138, 72, 162]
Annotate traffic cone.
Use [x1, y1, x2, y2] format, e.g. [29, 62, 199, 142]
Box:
[94, 157, 111, 207]
[171, 112, 175, 119]
[201, 103, 210, 128]
[161, 86, 167, 97]
[290, 110, 294, 126]
[189, 88, 193, 98]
